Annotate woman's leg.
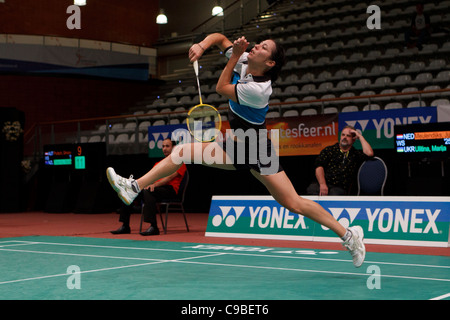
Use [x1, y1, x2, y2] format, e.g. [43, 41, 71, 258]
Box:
[251, 169, 366, 268]
[107, 141, 235, 205]
[250, 170, 346, 238]
[136, 142, 235, 190]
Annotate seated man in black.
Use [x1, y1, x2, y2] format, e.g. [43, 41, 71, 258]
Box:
[110, 138, 187, 235]
[307, 126, 374, 196]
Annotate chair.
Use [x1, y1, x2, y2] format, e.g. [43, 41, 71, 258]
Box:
[357, 157, 387, 196]
[362, 104, 380, 111]
[371, 76, 391, 89]
[138, 120, 151, 131]
[88, 135, 101, 143]
[266, 111, 280, 118]
[431, 99, 450, 107]
[282, 85, 300, 97]
[152, 119, 166, 126]
[139, 171, 190, 234]
[323, 107, 338, 114]
[301, 108, 317, 116]
[332, 80, 352, 93]
[411, 73, 433, 86]
[341, 105, 359, 113]
[426, 59, 446, 71]
[432, 70, 450, 85]
[315, 82, 334, 94]
[283, 109, 299, 117]
[352, 78, 371, 90]
[384, 102, 403, 110]
[279, 74, 298, 85]
[383, 48, 400, 59]
[407, 100, 426, 108]
[386, 63, 405, 75]
[109, 123, 124, 132]
[284, 47, 299, 57]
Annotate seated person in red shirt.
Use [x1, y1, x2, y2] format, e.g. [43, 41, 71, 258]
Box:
[307, 126, 374, 195]
[111, 138, 187, 235]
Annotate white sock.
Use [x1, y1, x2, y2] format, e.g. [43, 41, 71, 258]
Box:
[341, 229, 352, 242]
[131, 180, 140, 193]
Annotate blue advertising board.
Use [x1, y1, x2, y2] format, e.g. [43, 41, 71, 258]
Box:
[338, 107, 438, 149]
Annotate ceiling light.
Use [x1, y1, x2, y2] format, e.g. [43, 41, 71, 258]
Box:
[212, 5, 223, 16]
[156, 9, 168, 24]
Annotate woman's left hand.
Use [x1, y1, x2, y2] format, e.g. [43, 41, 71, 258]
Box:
[232, 36, 249, 57]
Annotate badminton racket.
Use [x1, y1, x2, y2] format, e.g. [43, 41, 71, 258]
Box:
[186, 60, 222, 143]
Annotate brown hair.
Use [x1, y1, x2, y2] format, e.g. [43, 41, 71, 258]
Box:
[265, 40, 286, 82]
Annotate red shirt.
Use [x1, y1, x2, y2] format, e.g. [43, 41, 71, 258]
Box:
[154, 161, 187, 194]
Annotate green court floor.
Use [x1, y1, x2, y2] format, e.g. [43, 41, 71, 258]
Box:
[0, 236, 448, 300]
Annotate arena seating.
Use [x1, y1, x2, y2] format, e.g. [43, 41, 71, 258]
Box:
[81, 0, 450, 154]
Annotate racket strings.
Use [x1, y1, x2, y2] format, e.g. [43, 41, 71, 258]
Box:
[190, 62, 222, 142]
[187, 104, 222, 142]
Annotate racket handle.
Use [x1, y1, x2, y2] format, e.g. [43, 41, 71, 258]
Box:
[193, 60, 202, 104]
[193, 60, 199, 76]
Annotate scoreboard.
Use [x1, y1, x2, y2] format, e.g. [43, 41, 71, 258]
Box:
[395, 122, 450, 159]
[42, 142, 109, 212]
[44, 142, 106, 171]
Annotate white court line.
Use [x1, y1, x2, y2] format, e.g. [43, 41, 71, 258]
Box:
[0, 247, 449, 284]
[0, 241, 28, 244]
[174, 259, 450, 283]
[0, 242, 40, 248]
[0, 252, 225, 286]
[430, 292, 450, 300]
[0, 247, 167, 262]
[1, 240, 448, 270]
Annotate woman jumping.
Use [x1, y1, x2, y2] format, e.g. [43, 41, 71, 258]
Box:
[106, 33, 366, 267]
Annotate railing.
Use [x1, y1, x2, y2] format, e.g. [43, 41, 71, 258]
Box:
[23, 87, 450, 163]
[1, 33, 157, 76]
[1, 33, 156, 56]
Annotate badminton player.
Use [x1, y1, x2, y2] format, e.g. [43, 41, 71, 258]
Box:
[106, 33, 366, 267]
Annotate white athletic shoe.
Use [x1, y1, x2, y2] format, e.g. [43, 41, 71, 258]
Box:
[106, 167, 140, 205]
[342, 226, 366, 268]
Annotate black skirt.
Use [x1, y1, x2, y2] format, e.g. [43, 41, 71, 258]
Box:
[219, 109, 283, 175]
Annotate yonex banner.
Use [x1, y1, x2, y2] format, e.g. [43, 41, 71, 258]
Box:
[148, 124, 186, 158]
[147, 107, 439, 158]
[205, 196, 450, 247]
[338, 107, 438, 149]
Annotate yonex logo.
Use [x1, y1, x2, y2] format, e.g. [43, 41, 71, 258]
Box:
[148, 132, 170, 150]
[212, 206, 245, 227]
[322, 208, 361, 230]
[344, 115, 433, 140]
[345, 120, 368, 132]
[211, 205, 307, 230]
[367, 208, 440, 234]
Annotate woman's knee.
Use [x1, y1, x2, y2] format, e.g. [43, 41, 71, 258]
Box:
[275, 195, 306, 215]
[172, 142, 227, 165]
[171, 143, 194, 164]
